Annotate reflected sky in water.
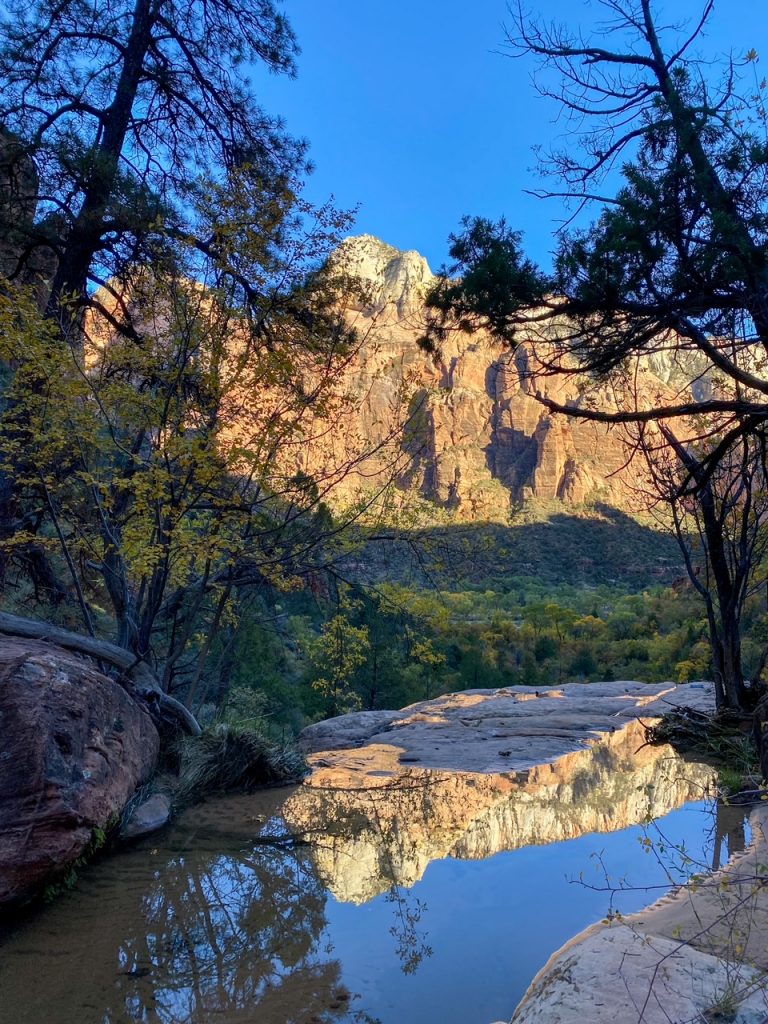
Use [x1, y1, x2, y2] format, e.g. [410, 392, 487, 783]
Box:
[324, 800, 747, 1024]
[0, 783, 748, 1024]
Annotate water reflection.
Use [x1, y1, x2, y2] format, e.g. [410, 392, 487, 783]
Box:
[711, 801, 747, 870]
[0, 728, 730, 1024]
[0, 794, 362, 1024]
[282, 721, 716, 902]
[111, 848, 334, 1022]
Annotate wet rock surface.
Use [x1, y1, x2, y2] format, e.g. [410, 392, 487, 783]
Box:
[119, 793, 171, 841]
[0, 638, 159, 906]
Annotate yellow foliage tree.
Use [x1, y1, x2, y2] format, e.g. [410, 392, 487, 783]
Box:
[0, 180, 408, 706]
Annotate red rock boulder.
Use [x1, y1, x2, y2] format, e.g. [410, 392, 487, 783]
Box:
[0, 638, 159, 906]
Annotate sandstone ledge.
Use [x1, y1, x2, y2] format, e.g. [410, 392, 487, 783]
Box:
[299, 681, 715, 785]
[290, 682, 717, 906]
[512, 802, 768, 1023]
[294, 681, 768, 1020]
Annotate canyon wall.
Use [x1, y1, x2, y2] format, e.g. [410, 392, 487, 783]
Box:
[297, 234, 694, 521]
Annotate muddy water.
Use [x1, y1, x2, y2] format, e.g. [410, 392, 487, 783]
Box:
[0, 748, 748, 1024]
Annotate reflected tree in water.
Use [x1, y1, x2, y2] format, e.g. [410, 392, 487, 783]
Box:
[106, 843, 352, 1024]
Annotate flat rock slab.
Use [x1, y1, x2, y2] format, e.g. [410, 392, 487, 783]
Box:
[299, 681, 714, 782]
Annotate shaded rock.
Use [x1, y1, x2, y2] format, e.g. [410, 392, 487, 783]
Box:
[0, 639, 159, 906]
[119, 793, 171, 841]
[298, 709, 401, 754]
[0, 128, 57, 295]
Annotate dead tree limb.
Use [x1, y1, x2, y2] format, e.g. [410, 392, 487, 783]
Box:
[0, 611, 202, 736]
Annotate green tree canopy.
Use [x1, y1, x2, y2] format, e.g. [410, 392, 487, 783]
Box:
[0, 0, 305, 330]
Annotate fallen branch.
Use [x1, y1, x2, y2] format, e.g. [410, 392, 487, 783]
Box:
[0, 611, 201, 736]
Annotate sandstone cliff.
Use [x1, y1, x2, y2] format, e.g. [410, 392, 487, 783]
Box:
[60, 233, 701, 525]
[296, 235, 695, 521]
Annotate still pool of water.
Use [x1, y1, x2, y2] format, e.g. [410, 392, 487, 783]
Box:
[0, 751, 748, 1024]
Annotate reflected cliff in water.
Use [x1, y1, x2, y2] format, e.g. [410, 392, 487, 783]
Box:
[0, 726, 722, 1024]
[282, 720, 716, 903]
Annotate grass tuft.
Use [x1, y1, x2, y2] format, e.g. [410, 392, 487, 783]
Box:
[176, 724, 307, 801]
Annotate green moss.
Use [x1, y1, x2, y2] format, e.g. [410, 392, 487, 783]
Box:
[40, 818, 116, 903]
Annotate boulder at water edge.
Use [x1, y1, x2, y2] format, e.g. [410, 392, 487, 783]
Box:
[0, 638, 159, 906]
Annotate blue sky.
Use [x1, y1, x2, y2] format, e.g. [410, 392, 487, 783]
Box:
[255, 1, 768, 272]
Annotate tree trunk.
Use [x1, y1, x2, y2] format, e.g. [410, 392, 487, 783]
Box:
[753, 693, 768, 781]
[47, 0, 157, 326]
[719, 621, 748, 711]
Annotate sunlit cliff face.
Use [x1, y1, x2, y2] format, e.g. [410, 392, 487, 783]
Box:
[287, 234, 710, 519]
[73, 234, 713, 523]
[282, 718, 715, 904]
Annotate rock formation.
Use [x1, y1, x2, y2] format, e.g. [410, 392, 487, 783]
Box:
[297, 235, 695, 520]
[512, 805, 768, 1024]
[285, 682, 716, 903]
[0, 638, 159, 906]
[69, 234, 702, 523]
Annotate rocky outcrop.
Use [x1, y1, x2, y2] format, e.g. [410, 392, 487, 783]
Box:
[291, 681, 768, 1020]
[119, 792, 171, 841]
[0, 639, 159, 906]
[298, 235, 695, 519]
[297, 680, 715, 776]
[331, 234, 433, 317]
[74, 235, 701, 523]
[512, 804, 768, 1023]
[288, 682, 716, 903]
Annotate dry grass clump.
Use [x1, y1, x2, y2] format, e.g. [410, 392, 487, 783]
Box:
[177, 724, 306, 801]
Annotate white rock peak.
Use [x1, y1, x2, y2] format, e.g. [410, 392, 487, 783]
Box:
[332, 234, 434, 317]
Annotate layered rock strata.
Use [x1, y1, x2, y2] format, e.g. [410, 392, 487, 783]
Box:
[297, 235, 701, 519]
[72, 234, 701, 522]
